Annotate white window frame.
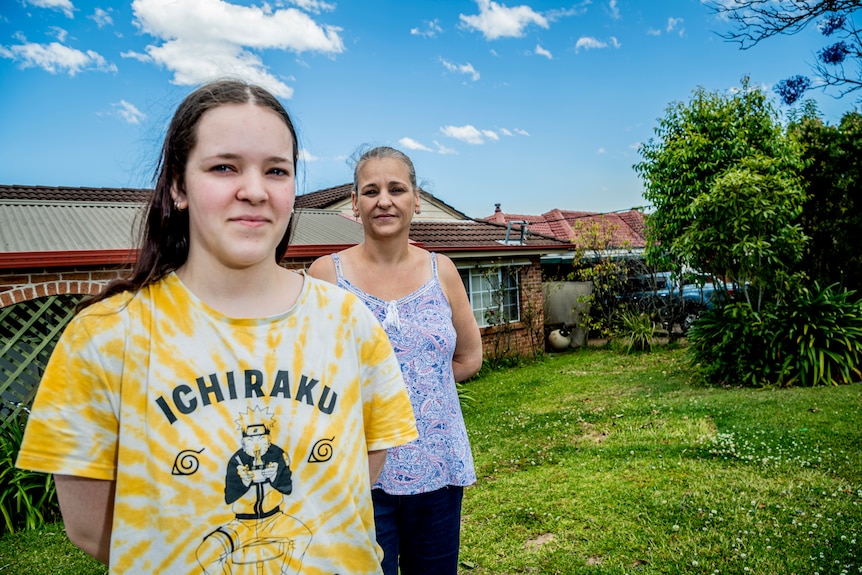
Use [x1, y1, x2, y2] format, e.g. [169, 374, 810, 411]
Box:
[459, 266, 521, 328]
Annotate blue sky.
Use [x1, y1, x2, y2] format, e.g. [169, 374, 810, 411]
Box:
[0, 0, 854, 219]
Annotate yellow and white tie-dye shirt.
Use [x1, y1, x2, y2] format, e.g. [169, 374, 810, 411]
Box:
[17, 272, 418, 575]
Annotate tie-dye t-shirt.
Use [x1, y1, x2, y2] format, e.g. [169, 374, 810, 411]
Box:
[17, 272, 418, 575]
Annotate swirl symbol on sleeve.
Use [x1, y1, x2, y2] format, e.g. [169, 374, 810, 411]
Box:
[172, 448, 205, 476]
[307, 437, 335, 463]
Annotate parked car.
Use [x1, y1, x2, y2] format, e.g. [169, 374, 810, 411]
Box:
[618, 271, 733, 333]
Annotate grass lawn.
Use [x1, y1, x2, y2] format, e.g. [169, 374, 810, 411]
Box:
[459, 345, 861, 574]
[1, 345, 859, 574]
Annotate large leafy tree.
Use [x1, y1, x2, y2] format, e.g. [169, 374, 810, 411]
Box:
[788, 109, 862, 292]
[634, 77, 806, 306]
[708, 0, 862, 105]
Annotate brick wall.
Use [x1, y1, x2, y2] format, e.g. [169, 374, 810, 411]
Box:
[478, 257, 545, 360]
[0, 266, 133, 308]
[2, 257, 549, 361]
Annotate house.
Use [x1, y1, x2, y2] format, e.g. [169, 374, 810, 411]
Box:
[0, 184, 573, 418]
[295, 183, 470, 221]
[484, 204, 648, 275]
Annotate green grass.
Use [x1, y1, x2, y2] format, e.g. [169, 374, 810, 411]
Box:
[459, 346, 861, 574]
[0, 523, 106, 575]
[1, 346, 859, 574]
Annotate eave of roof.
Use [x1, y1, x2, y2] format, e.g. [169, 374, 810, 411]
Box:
[0, 249, 137, 268]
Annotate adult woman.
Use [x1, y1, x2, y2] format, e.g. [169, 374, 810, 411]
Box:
[17, 81, 417, 574]
[308, 146, 483, 575]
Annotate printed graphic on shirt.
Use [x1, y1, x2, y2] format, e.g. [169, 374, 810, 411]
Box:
[196, 406, 312, 574]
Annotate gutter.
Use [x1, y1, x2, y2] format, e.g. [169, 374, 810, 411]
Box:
[0, 249, 137, 269]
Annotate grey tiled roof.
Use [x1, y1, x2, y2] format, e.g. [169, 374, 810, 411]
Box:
[0, 202, 143, 252]
[0, 185, 571, 261]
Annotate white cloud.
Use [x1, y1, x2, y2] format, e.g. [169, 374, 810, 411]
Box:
[440, 125, 504, 145]
[545, 5, 587, 21]
[112, 100, 146, 124]
[666, 17, 684, 35]
[514, 128, 529, 136]
[121, 50, 151, 62]
[90, 8, 114, 28]
[575, 35, 620, 53]
[49, 26, 68, 42]
[441, 125, 485, 145]
[289, 0, 336, 14]
[398, 137, 433, 152]
[575, 36, 606, 52]
[459, 0, 549, 40]
[25, 0, 74, 18]
[608, 0, 620, 20]
[647, 27, 661, 36]
[131, 0, 345, 98]
[440, 58, 480, 81]
[500, 128, 513, 136]
[0, 41, 117, 75]
[298, 149, 320, 162]
[534, 44, 552, 59]
[411, 19, 443, 38]
[433, 140, 458, 155]
[597, 147, 606, 154]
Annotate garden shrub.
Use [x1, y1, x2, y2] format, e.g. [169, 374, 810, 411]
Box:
[616, 308, 654, 353]
[0, 406, 59, 534]
[687, 283, 862, 387]
[686, 301, 775, 386]
[770, 282, 862, 386]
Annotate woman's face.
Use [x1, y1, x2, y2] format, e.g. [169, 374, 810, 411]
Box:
[173, 103, 295, 272]
[353, 157, 420, 238]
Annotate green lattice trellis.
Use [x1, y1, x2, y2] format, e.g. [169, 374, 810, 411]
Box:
[0, 294, 83, 428]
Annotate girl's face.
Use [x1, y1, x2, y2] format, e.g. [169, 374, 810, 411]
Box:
[173, 103, 295, 273]
[353, 157, 420, 238]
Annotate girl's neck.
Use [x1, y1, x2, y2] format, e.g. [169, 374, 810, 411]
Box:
[176, 260, 301, 318]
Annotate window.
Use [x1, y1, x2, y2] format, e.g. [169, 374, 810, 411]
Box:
[459, 266, 520, 328]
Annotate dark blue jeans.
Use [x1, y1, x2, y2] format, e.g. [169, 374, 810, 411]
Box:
[372, 486, 464, 575]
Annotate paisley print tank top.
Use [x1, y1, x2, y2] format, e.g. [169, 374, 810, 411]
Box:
[333, 251, 477, 494]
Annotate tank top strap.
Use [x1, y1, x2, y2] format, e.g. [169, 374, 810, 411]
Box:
[430, 251, 438, 280]
[331, 252, 345, 282]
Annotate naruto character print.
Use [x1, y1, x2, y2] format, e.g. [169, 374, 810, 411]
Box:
[196, 406, 312, 575]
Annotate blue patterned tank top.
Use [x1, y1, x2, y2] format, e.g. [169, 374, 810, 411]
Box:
[332, 251, 477, 494]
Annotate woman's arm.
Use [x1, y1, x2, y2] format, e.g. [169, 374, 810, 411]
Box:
[368, 449, 387, 484]
[54, 475, 115, 565]
[437, 255, 483, 382]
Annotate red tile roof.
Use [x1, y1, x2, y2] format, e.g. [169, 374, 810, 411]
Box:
[409, 220, 571, 252]
[485, 207, 646, 249]
[294, 184, 352, 209]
